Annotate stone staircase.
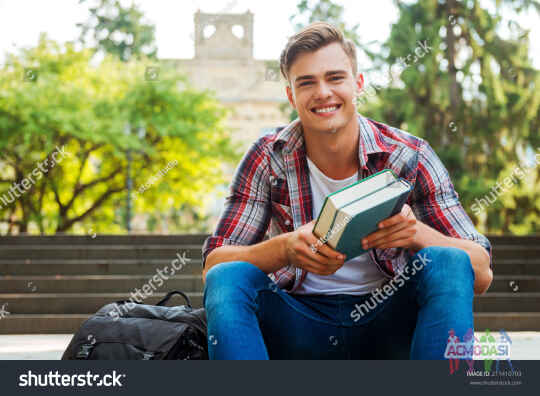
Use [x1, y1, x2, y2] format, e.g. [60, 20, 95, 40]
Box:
[0, 235, 539, 334]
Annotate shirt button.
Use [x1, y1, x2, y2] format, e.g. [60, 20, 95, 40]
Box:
[285, 220, 291, 226]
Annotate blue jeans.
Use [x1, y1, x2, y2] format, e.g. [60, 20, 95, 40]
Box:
[203, 246, 475, 359]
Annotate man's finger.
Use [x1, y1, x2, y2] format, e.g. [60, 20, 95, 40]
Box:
[378, 205, 413, 228]
[299, 248, 344, 271]
[297, 252, 341, 274]
[302, 245, 344, 267]
[312, 242, 346, 261]
[364, 219, 415, 247]
[369, 228, 417, 249]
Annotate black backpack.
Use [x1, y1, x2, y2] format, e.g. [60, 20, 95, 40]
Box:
[61, 291, 208, 360]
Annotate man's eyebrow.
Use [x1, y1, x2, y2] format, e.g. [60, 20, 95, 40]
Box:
[294, 70, 348, 83]
[294, 74, 316, 83]
[326, 70, 348, 76]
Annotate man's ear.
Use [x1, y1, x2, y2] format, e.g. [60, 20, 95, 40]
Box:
[355, 72, 364, 95]
[286, 85, 297, 110]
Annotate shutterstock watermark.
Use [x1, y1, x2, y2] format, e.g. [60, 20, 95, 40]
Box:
[107, 250, 191, 320]
[309, 215, 352, 254]
[0, 303, 10, 320]
[355, 40, 433, 106]
[134, 159, 178, 196]
[0, 145, 71, 209]
[18, 370, 125, 388]
[471, 149, 540, 216]
[350, 251, 432, 321]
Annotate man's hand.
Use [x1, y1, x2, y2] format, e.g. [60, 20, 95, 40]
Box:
[362, 204, 423, 251]
[285, 220, 346, 275]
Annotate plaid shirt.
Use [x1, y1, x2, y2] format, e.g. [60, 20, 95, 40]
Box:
[202, 113, 492, 293]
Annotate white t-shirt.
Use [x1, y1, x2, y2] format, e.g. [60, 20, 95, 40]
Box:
[293, 157, 387, 295]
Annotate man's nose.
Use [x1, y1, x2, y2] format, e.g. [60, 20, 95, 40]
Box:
[314, 81, 332, 101]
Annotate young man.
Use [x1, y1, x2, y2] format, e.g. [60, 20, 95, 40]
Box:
[201, 22, 492, 360]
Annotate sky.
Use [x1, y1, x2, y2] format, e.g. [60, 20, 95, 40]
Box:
[0, 0, 538, 67]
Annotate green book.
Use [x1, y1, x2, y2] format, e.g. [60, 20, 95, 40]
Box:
[312, 169, 412, 259]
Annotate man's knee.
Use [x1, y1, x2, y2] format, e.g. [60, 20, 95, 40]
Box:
[204, 261, 270, 305]
[205, 260, 268, 287]
[413, 246, 474, 294]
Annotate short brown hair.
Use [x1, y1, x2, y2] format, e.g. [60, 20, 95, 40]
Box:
[279, 22, 357, 82]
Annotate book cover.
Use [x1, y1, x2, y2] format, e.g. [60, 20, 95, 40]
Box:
[312, 170, 412, 259]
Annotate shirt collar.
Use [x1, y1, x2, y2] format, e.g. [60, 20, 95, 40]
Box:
[272, 112, 393, 170]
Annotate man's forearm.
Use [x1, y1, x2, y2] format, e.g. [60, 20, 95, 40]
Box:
[202, 233, 290, 282]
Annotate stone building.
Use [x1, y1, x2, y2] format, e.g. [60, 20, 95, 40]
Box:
[162, 10, 291, 148]
[160, 11, 291, 227]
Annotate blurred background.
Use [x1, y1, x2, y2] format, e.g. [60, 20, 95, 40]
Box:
[0, 0, 539, 236]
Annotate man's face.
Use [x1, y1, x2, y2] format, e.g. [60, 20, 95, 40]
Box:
[286, 42, 363, 135]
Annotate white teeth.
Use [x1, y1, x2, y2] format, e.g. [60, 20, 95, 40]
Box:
[314, 106, 338, 113]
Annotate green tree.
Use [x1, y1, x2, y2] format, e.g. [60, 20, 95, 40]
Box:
[0, 35, 238, 234]
[363, 0, 540, 234]
[77, 0, 158, 62]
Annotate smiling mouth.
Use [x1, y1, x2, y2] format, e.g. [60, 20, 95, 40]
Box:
[310, 104, 342, 115]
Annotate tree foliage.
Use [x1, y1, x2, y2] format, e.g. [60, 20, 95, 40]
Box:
[364, 0, 540, 234]
[77, 0, 158, 62]
[0, 35, 238, 234]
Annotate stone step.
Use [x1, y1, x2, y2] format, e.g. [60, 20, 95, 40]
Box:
[0, 292, 204, 314]
[490, 260, 540, 275]
[491, 245, 540, 260]
[0, 275, 203, 293]
[489, 276, 540, 293]
[2, 312, 539, 335]
[487, 236, 540, 245]
[1, 292, 537, 315]
[2, 258, 539, 276]
[473, 293, 540, 312]
[0, 314, 91, 334]
[1, 274, 538, 294]
[0, 234, 210, 245]
[0, 245, 204, 260]
[0, 244, 537, 260]
[0, 259, 203, 275]
[0, 234, 535, 246]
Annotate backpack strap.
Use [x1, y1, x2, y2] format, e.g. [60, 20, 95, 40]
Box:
[156, 291, 192, 308]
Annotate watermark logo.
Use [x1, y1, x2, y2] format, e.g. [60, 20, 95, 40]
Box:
[310, 215, 352, 254]
[350, 251, 432, 321]
[0, 145, 72, 210]
[0, 303, 10, 320]
[107, 250, 191, 321]
[445, 328, 514, 375]
[23, 68, 38, 82]
[355, 40, 432, 106]
[508, 281, 519, 292]
[265, 65, 280, 82]
[134, 159, 178, 196]
[470, 149, 540, 216]
[208, 334, 218, 346]
[145, 66, 160, 81]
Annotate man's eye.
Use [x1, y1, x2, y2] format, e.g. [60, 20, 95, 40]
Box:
[330, 76, 344, 81]
[298, 81, 313, 87]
